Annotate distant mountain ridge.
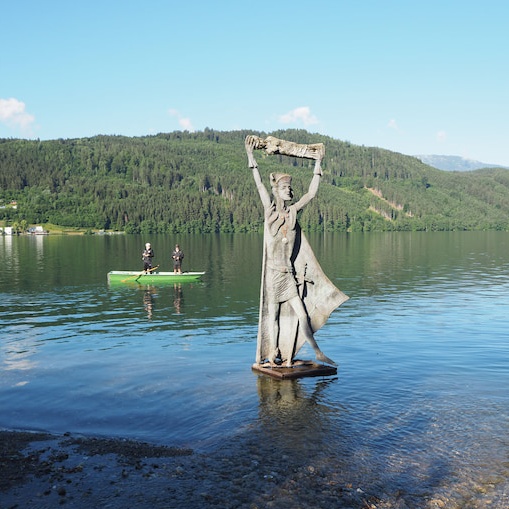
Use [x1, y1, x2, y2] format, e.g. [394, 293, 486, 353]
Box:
[416, 154, 508, 172]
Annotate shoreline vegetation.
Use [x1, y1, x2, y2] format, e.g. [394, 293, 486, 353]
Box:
[0, 221, 125, 236]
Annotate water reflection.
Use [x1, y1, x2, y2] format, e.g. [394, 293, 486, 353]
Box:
[1, 232, 509, 505]
[143, 286, 157, 319]
[33, 234, 45, 269]
[255, 375, 342, 459]
[1, 235, 16, 276]
[1, 327, 39, 387]
[173, 283, 183, 314]
[2, 346, 37, 374]
[137, 282, 185, 319]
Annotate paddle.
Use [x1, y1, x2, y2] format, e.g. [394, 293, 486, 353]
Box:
[121, 265, 160, 283]
[135, 265, 160, 282]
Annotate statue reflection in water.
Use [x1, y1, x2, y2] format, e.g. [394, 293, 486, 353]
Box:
[256, 376, 342, 458]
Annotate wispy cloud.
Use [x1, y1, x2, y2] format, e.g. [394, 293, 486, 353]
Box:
[436, 130, 447, 143]
[0, 98, 35, 133]
[278, 106, 318, 126]
[168, 108, 194, 132]
[387, 118, 399, 130]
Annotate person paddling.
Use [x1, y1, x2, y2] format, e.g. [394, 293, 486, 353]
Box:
[142, 242, 154, 273]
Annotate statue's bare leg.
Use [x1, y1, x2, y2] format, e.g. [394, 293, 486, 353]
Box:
[268, 303, 280, 365]
[288, 296, 336, 366]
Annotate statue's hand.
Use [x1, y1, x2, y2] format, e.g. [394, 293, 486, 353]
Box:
[245, 135, 260, 168]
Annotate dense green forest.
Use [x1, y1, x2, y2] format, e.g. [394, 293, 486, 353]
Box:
[1, 128, 509, 233]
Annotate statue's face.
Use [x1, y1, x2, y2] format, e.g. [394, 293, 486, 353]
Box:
[276, 181, 293, 202]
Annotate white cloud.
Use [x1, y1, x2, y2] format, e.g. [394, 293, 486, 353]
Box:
[436, 130, 447, 143]
[278, 106, 318, 126]
[0, 98, 35, 132]
[178, 117, 194, 131]
[387, 118, 399, 130]
[168, 108, 194, 132]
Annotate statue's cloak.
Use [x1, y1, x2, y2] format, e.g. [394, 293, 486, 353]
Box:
[256, 221, 349, 364]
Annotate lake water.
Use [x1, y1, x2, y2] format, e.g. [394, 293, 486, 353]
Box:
[1, 231, 509, 505]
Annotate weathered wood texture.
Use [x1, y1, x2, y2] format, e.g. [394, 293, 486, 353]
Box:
[249, 135, 325, 161]
[252, 361, 337, 380]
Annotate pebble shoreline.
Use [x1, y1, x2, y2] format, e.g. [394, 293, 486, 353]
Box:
[1, 430, 508, 509]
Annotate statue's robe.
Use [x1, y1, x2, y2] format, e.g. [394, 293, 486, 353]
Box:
[256, 207, 349, 364]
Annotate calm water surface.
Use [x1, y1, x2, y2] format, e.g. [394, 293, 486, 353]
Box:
[1, 232, 509, 504]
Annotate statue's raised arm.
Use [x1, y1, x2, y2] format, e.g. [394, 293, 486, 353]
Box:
[245, 135, 325, 211]
[245, 135, 270, 208]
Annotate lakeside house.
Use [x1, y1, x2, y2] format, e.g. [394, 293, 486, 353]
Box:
[28, 226, 49, 235]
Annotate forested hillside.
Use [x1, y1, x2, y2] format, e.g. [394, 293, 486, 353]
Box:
[1, 129, 508, 233]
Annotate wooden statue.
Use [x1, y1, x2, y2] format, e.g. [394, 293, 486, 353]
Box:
[246, 135, 349, 368]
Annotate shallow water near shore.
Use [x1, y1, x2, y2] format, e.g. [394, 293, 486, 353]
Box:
[1, 231, 509, 505]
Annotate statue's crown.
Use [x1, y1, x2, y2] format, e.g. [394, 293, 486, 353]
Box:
[270, 173, 292, 185]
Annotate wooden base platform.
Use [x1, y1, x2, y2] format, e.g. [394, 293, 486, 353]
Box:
[252, 360, 337, 380]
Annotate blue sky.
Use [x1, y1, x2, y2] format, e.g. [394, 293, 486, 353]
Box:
[1, 0, 508, 165]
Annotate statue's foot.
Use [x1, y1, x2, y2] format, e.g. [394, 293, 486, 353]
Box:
[269, 349, 282, 366]
[316, 352, 337, 366]
[268, 356, 280, 367]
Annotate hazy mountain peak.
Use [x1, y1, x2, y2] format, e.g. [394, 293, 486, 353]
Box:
[415, 155, 507, 171]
